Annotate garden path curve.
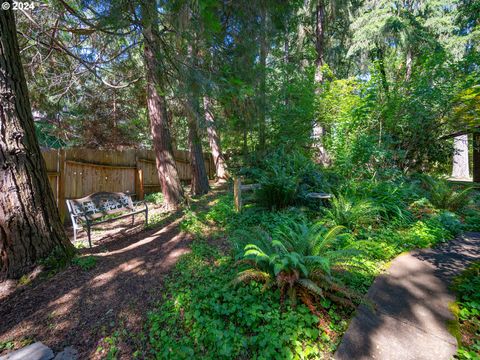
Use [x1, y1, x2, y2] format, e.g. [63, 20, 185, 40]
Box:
[335, 232, 480, 360]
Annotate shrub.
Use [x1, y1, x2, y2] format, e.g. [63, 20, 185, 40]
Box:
[144, 192, 164, 205]
[205, 195, 236, 226]
[340, 178, 416, 224]
[251, 148, 327, 209]
[423, 177, 472, 212]
[235, 221, 361, 313]
[73, 255, 97, 271]
[256, 170, 299, 209]
[323, 195, 379, 231]
[409, 198, 438, 219]
[461, 208, 480, 232]
[228, 206, 308, 241]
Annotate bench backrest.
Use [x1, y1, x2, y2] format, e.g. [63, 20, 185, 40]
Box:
[66, 192, 134, 221]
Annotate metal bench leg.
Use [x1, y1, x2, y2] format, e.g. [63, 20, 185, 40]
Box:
[86, 222, 92, 248]
[145, 208, 148, 227]
[131, 213, 135, 226]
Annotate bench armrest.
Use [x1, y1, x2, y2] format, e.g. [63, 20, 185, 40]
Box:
[131, 200, 148, 211]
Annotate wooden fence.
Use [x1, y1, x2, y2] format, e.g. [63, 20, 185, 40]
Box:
[42, 148, 215, 220]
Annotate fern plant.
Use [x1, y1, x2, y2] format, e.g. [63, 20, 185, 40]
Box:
[425, 178, 472, 212]
[235, 221, 361, 317]
[323, 195, 379, 231]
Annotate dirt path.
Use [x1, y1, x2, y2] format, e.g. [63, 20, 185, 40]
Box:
[0, 211, 192, 359]
[335, 232, 480, 360]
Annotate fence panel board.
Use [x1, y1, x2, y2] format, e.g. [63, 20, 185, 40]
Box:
[41, 148, 215, 220]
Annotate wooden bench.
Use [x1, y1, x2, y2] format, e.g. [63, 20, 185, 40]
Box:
[66, 191, 148, 248]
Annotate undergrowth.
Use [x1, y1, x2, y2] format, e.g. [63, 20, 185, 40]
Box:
[145, 178, 479, 359]
[452, 262, 480, 360]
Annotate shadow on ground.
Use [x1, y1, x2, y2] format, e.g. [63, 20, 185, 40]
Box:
[0, 188, 226, 359]
[335, 232, 480, 360]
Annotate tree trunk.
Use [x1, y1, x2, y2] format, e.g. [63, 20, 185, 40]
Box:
[405, 48, 413, 81]
[141, 2, 184, 209]
[473, 132, 480, 183]
[184, 39, 210, 196]
[313, 0, 330, 166]
[451, 135, 470, 179]
[258, 4, 267, 150]
[186, 97, 210, 195]
[376, 47, 389, 94]
[204, 97, 228, 180]
[314, 0, 326, 85]
[0, 6, 73, 279]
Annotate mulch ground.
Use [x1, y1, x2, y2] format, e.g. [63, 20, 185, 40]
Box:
[0, 207, 193, 359]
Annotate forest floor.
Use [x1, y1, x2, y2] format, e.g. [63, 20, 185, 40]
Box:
[0, 188, 225, 359]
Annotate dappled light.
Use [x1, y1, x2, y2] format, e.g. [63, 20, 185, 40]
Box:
[1, 0, 479, 359]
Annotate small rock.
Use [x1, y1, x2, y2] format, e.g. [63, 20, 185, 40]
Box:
[0, 342, 54, 360]
[53, 346, 77, 360]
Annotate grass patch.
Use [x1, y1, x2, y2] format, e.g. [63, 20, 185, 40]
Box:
[73, 255, 98, 271]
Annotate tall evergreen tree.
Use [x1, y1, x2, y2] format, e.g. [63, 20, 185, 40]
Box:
[0, 4, 74, 279]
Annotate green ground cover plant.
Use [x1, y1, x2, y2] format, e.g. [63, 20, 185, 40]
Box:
[452, 262, 480, 359]
[145, 175, 478, 358]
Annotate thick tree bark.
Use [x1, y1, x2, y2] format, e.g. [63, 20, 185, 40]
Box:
[204, 97, 227, 180]
[0, 6, 73, 279]
[141, 2, 184, 209]
[451, 135, 470, 179]
[473, 132, 480, 183]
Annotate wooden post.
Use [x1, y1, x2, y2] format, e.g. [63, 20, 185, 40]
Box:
[473, 132, 480, 183]
[234, 177, 242, 212]
[58, 149, 67, 222]
[135, 157, 145, 200]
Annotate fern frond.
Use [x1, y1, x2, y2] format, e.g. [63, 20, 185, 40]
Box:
[234, 269, 271, 285]
[297, 278, 324, 298]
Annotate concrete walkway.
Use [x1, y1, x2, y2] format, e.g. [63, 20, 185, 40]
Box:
[335, 232, 480, 360]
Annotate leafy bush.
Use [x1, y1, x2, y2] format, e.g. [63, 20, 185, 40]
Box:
[323, 195, 379, 231]
[251, 148, 327, 209]
[180, 209, 204, 236]
[423, 177, 472, 212]
[39, 246, 75, 276]
[235, 221, 361, 312]
[205, 195, 236, 226]
[461, 208, 480, 232]
[409, 198, 438, 219]
[256, 171, 299, 210]
[399, 212, 458, 249]
[73, 255, 97, 271]
[452, 262, 480, 359]
[340, 178, 417, 224]
[228, 206, 308, 242]
[144, 192, 164, 205]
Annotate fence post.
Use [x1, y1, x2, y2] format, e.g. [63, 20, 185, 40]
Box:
[135, 157, 144, 200]
[234, 177, 242, 212]
[58, 149, 67, 222]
